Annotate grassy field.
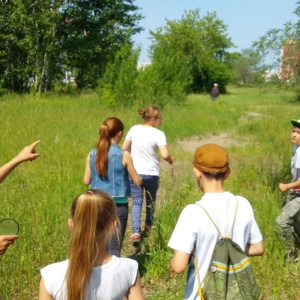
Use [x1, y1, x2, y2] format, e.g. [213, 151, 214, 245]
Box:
[1, 86, 300, 299]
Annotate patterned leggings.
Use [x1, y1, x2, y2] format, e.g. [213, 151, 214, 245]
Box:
[130, 175, 159, 234]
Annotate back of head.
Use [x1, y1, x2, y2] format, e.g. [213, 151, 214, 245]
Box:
[193, 143, 229, 178]
[96, 117, 124, 176]
[138, 105, 161, 123]
[100, 117, 124, 139]
[66, 189, 117, 300]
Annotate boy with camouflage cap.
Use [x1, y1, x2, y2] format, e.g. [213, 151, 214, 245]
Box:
[168, 144, 264, 300]
[276, 119, 300, 263]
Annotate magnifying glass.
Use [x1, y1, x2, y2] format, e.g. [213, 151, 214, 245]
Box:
[0, 218, 19, 235]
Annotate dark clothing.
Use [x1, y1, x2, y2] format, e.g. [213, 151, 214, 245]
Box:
[107, 203, 128, 257]
[210, 86, 219, 101]
[130, 175, 159, 234]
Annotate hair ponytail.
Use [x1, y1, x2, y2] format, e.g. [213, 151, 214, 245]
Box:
[66, 190, 117, 300]
[138, 105, 161, 123]
[95, 117, 124, 176]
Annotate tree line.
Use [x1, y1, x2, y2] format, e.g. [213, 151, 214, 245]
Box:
[0, 0, 142, 93]
[1, 1, 300, 105]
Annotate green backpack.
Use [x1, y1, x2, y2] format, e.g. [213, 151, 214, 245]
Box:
[194, 201, 262, 300]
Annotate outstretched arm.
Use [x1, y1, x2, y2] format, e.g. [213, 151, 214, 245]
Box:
[0, 235, 19, 255]
[0, 140, 40, 184]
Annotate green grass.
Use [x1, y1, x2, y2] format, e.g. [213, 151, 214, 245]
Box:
[1, 85, 300, 299]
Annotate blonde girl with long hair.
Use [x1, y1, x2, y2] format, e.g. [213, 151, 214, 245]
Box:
[39, 189, 144, 300]
[84, 117, 142, 257]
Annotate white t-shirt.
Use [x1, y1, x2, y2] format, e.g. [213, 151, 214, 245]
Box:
[40, 256, 138, 300]
[168, 192, 263, 300]
[291, 145, 300, 193]
[125, 124, 167, 176]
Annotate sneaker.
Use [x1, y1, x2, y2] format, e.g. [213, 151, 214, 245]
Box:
[285, 250, 299, 263]
[131, 233, 141, 247]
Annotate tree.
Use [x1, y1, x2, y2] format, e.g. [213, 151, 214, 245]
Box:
[58, 0, 142, 89]
[0, 0, 63, 93]
[0, 0, 142, 93]
[231, 49, 264, 85]
[98, 43, 140, 107]
[149, 9, 233, 94]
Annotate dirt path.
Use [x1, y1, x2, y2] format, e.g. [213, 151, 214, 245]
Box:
[176, 132, 248, 151]
[123, 131, 248, 253]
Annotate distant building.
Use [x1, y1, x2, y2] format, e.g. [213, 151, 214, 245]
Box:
[137, 61, 151, 70]
[281, 39, 300, 81]
[264, 68, 281, 81]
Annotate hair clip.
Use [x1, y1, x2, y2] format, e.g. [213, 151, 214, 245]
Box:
[87, 190, 93, 195]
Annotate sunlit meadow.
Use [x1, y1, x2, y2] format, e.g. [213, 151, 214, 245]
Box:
[0, 85, 299, 299]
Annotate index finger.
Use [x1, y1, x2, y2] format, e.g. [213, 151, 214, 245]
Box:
[30, 140, 41, 148]
[2, 235, 19, 241]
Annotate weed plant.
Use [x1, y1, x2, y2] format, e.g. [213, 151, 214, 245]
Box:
[0, 85, 300, 299]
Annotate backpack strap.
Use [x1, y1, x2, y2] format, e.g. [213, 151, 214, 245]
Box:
[193, 197, 238, 299]
[194, 256, 205, 300]
[196, 197, 238, 238]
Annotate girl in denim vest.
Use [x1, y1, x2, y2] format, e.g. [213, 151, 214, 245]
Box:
[84, 117, 142, 257]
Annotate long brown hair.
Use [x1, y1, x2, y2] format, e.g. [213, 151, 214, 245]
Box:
[138, 105, 161, 123]
[95, 117, 124, 176]
[66, 189, 117, 300]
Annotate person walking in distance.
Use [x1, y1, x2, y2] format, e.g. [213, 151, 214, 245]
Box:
[210, 83, 219, 101]
[122, 105, 174, 246]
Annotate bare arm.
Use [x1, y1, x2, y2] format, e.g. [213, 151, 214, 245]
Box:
[0, 140, 40, 183]
[123, 151, 142, 186]
[122, 139, 132, 152]
[279, 180, 300, 192]
[245, 241, 264, 256]
[0, 235, 18, 255]
[158, 145, 173, 164]
[126, 273, 144, 300]
[83, 154, 91, 186]
[39, 277, 53, 300]
[170, 250, 190, 274]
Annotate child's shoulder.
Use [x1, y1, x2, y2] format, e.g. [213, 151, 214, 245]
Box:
[114, 256, 138, 269]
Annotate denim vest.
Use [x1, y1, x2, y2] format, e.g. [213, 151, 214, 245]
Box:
[89, 143, 131, 197]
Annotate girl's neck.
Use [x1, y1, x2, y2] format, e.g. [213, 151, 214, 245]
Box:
[142, 122, 154, 128]
[111, 137, 120, 144]
[94, 248, 113, 267]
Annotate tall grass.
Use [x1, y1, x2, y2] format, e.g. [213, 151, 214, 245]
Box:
[0, 85, 300, 299]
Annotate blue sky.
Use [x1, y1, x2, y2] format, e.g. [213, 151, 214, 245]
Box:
[133, 0, 299, 62]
